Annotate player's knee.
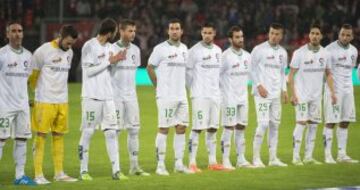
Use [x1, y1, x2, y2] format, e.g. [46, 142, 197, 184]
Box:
[224, 126, 235, 130]
[82, 128, 95, 137]
[52, 132, 64, 137]
[128, 127, 139, 136]
[104, 129, 117, 139]
[339, 122, 349, 129]
[159, 128, 169, 135]
[297, 121, 307, 125]
[0, 138, 8, 142]
[207, 128, 217, 133]
[175, 125, 186, 134]
[325, 123, 336, 129]
[235, 124, 246, 130]
[14, 138, 27, 142]
[37, 132, 47, 137]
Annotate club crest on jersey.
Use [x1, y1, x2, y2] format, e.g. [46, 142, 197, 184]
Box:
[351, 55, 355, 62]
[52, 57, 62, 63]
[232, 63, 240, 68]
[8, 62, 17, 68]
[168, 53, 177, 59]
[67, 56, 71, 63]
[23, 61, 29, 68]
[244, 60, 248, 69]
[182, 52, 186, 61]
[131, 54, 136, 64]
[279, 55, 283, 64]
[215, 53, 220, 63]
[97, 53, 105, 59]
[202, 55, 211, 60]
[319, 58, 324, 66]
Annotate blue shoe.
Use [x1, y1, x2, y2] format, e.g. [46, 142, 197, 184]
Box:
[14, 175, 37, 186]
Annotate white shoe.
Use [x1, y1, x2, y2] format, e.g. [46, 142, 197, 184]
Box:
[292, 158, 304, 166]
[269, 158, 288, 167]
[156, 165, 169, 176]
[54, 172, 78, 182]
[174, 164, 195, 174]
[236, 160, 253, 168]
[252, 158, 265, 168]
[325, 156, 337, 164]
[34, 176, 51, 185]
[223, 159, 235, 170]
[337, 155, 359, 164]
[303, 158, 322, 165]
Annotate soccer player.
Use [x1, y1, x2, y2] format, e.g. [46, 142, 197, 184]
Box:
[30, 25, 79, 184]
[78, 18, 126, 180]
[288, 23, 336, 165]
[0, 21, 36, 186]
[250, 23, 288, 168]
[323, 24, 358, 164]
[147, 19, 192, 175]
[187, 23, 225, 172]
[110, 19, 149, 176]
[220, 26, 252, 169]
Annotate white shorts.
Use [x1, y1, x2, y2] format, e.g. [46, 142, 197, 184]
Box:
[254, 96, 281, 125]
[295, 99, 322, 123]
[114, 99, 140, 130]
[156, 99, 189, 128]
[221, 101, 248, 126]
[324, 91, 356, 123]
[81, 98, 118, 131]
[192, 98, 220, 130]
[0, 109, 32, 139]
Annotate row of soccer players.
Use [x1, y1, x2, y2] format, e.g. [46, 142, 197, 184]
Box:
[1, 18, 359, 186]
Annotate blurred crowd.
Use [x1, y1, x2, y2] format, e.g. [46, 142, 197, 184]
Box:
[1, 0, 359, 68]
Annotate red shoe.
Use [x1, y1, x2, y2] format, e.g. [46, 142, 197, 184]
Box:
[189, 164, 202, 173]
[208, 163, 228, 171]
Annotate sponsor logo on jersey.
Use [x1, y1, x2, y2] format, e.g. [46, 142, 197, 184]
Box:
[7, 62, 17, 68]
[97, 53, 105, 59]
[304, 60, 314, 64]
[266, 55, 275, 59]
[338, 56, 347, 61]
[202, 55, 211, 60]
[168, 53, 177, 59]
[52, 57, 62, 63]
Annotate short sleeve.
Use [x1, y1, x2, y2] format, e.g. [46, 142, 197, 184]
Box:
[148, 46, 162, 66]
[290, 50, 300, 69]
[31, 47, 45, 70]
[81, 43, 94, 66]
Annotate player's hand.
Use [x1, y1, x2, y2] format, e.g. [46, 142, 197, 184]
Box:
[290, 94, 298, 106]
[257, 85, 268, 98]
[282, 91, 289, 104]
[109, 49, 127, 64]
[331, 93, 337, 105]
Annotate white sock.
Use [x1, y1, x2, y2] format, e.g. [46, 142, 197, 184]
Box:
[206, 131, 217, 165]
[14, 140, 27, 179]
[189, 131, 199, 165]
[127, 128, 139, 169]
[336, 127, 348, 157]
[323, 127, 333, 158]
[234, 129, 246, 163]
[79, 128, 94, 173]
[253, 124, 268, 161]
[0, 141, 5, 160]
[155, 133, 167, 167]
[293, 123, 305, 160]
[104, 129, 120, 174]
[221, 128, 233, 163]
[268, 122, 279, 161]
[305, 123, 318, 159]
[174, 133, 185, 167]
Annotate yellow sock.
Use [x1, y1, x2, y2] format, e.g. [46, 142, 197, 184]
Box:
[33, 135, 45, 177]
[52, 135, 64, 175]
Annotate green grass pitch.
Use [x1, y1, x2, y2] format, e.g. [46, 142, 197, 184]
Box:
[1, 83, 359, 190]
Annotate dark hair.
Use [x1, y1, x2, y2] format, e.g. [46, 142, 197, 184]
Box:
[202, 22, 216, 30]
[341, 24, 353, 30]
[167, 18, 182, 28]
[227, 25, 242, 38]
[60, 25, 78, 39]
[310, 22, 322, 33]
[99, 18, 117, 35]
[120, 19, 136, 30]
[6, 20, 22, 31]
[269, 23, 284, 31]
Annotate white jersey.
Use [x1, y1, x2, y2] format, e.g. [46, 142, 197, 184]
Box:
[110, 40, 140, 101]
[290, 44, 330, 101]
[32, 40, 73, 103]
[325, 41, 358, 94]
[220, 47, 251, 104]
[0, 45, 32, 112]
[250, 41, 287, 99]
[148, 41, 188, 100]
[187, 42, 222, 102]
[81, 37, 114, 100]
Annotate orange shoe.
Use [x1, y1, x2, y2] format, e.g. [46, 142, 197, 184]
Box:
[208, 163, 227, 171]
[189, 164, 202, 173]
